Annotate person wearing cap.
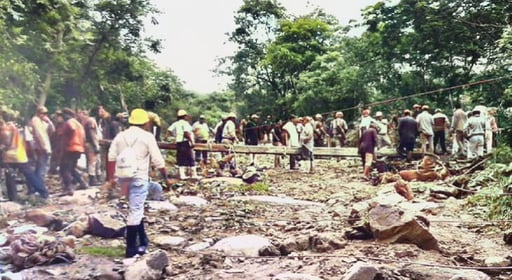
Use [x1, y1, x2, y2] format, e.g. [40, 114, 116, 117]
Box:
[171, 109, 200, 180]
[416, 105, 434, 154]
[59, 108, 88, 195]
[244, 114, 260, 166]
[282, 115, 300, 170]
[313, 113, 327, 147]
[374, 111, 391, 148]
[358, 122, 379, 180]
[222, 112, 238, 144]
[300, 116, 315, 172]
[359, 109, 376, 137]
[28, 105, 55, 184]
[397, 109, 418, 160]
[192, 114, 210, 165]
[412, 104, 422, 119]
[330, 112, 348, 147]
[107, 108, 174, 258]
[0, 109, 49, 201]
[450, 105, 467, 157]
[221, 112, 239, 173]
[463, 109, 486, 159]
[432, 108, 450, 155]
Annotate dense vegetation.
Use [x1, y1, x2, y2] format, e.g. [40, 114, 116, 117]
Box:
[1, 0, 512, 131]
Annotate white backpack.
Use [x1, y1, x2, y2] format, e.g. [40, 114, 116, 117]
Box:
[115, 138, 138, 179]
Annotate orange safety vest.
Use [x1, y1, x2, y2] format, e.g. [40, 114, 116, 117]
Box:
[66, 118, 86, 153]
[1, 122, 28, 163]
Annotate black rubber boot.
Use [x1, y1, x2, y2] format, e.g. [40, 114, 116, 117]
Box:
[137, 221, 149, 255]
[88, 175, 100, 187]
[125, 225, 139, 258]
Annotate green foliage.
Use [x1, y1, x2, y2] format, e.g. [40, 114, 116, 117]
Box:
[78, 246, 125, 258]
[467, 161, 512, 219]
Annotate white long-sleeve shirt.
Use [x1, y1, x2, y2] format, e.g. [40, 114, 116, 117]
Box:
[108, 126, 165, 181]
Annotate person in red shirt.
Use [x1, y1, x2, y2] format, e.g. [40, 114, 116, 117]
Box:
[59, 108, 86, 196]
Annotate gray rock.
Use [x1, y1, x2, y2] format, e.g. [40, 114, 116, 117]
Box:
[279, 236, 310, 255]
[310, 232, 347, 253]
[172, 195, 208, 207]
[153, 235, 186, 249]
[401, 265, 490, 280]
[258, 245, 281, 256]
[146, 201, 178, 212]
[185, 242, 211, 252]
[484, 256, 509, 267]
[342, 262, 379, 280]
[124, 250, 169, 280]
[212, 235, 272, 257]
[273, 272, 324, 280]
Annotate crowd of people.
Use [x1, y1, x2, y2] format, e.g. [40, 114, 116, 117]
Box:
[0, 103, 502, 258]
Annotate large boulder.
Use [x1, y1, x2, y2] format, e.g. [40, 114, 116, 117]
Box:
[212, 235, 272, 257]
[367, 204, 439, 250]
[171, 196, 208, 207]
[124, 250, 169, 280]
[146, 201, 178, 212]
[342, 262, 379, 280]
[400, 265, 490, 280]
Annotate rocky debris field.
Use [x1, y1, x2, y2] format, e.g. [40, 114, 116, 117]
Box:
[1, 154, 512, 280]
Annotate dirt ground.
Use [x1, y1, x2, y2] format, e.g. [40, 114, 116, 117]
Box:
[3, 154, 512, 280]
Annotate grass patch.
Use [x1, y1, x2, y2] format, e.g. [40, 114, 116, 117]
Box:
[78, 246, 125, 258]
[225, 182, 270, 193]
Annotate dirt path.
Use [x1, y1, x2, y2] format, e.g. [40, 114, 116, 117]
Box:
[3, 155, 512, 279]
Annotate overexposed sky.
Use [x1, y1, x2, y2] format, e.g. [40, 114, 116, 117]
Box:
[144, 0, 380, 93]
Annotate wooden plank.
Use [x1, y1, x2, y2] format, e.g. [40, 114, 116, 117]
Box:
[100, 140, 400, 157]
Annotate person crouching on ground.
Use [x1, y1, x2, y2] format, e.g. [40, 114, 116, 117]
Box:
[106, 108, 174, 258]
[358, 123, 378, 180]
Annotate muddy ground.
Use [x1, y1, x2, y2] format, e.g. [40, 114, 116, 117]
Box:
[2, 153, 512, 280]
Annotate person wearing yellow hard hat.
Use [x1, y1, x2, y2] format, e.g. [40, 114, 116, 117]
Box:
[170, 109, 201, 180]
[106, 108, 174, 258]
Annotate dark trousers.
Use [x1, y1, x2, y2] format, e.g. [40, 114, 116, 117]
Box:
[60, 151, 82, 191]
[398, 140, 415, 157]
[433, 130, 447, 154]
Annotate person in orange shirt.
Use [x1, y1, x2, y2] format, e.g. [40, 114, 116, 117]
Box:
[59, 108, 87, 196]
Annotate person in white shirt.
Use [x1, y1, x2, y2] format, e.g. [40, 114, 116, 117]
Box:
[464, 109, 486, 159]
[416, 105, 434, 154]
[282, 115, 300, 170]
[300, 116, 315, 173]
[106, 108, 174, 258]
[374, 111, 391, 148]
[192, 115, 210, 164]
[432, 108, 450, 155]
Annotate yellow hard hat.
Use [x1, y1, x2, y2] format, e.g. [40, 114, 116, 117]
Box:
[128, 108, 149, 125]
[177, 109, 188, 117]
